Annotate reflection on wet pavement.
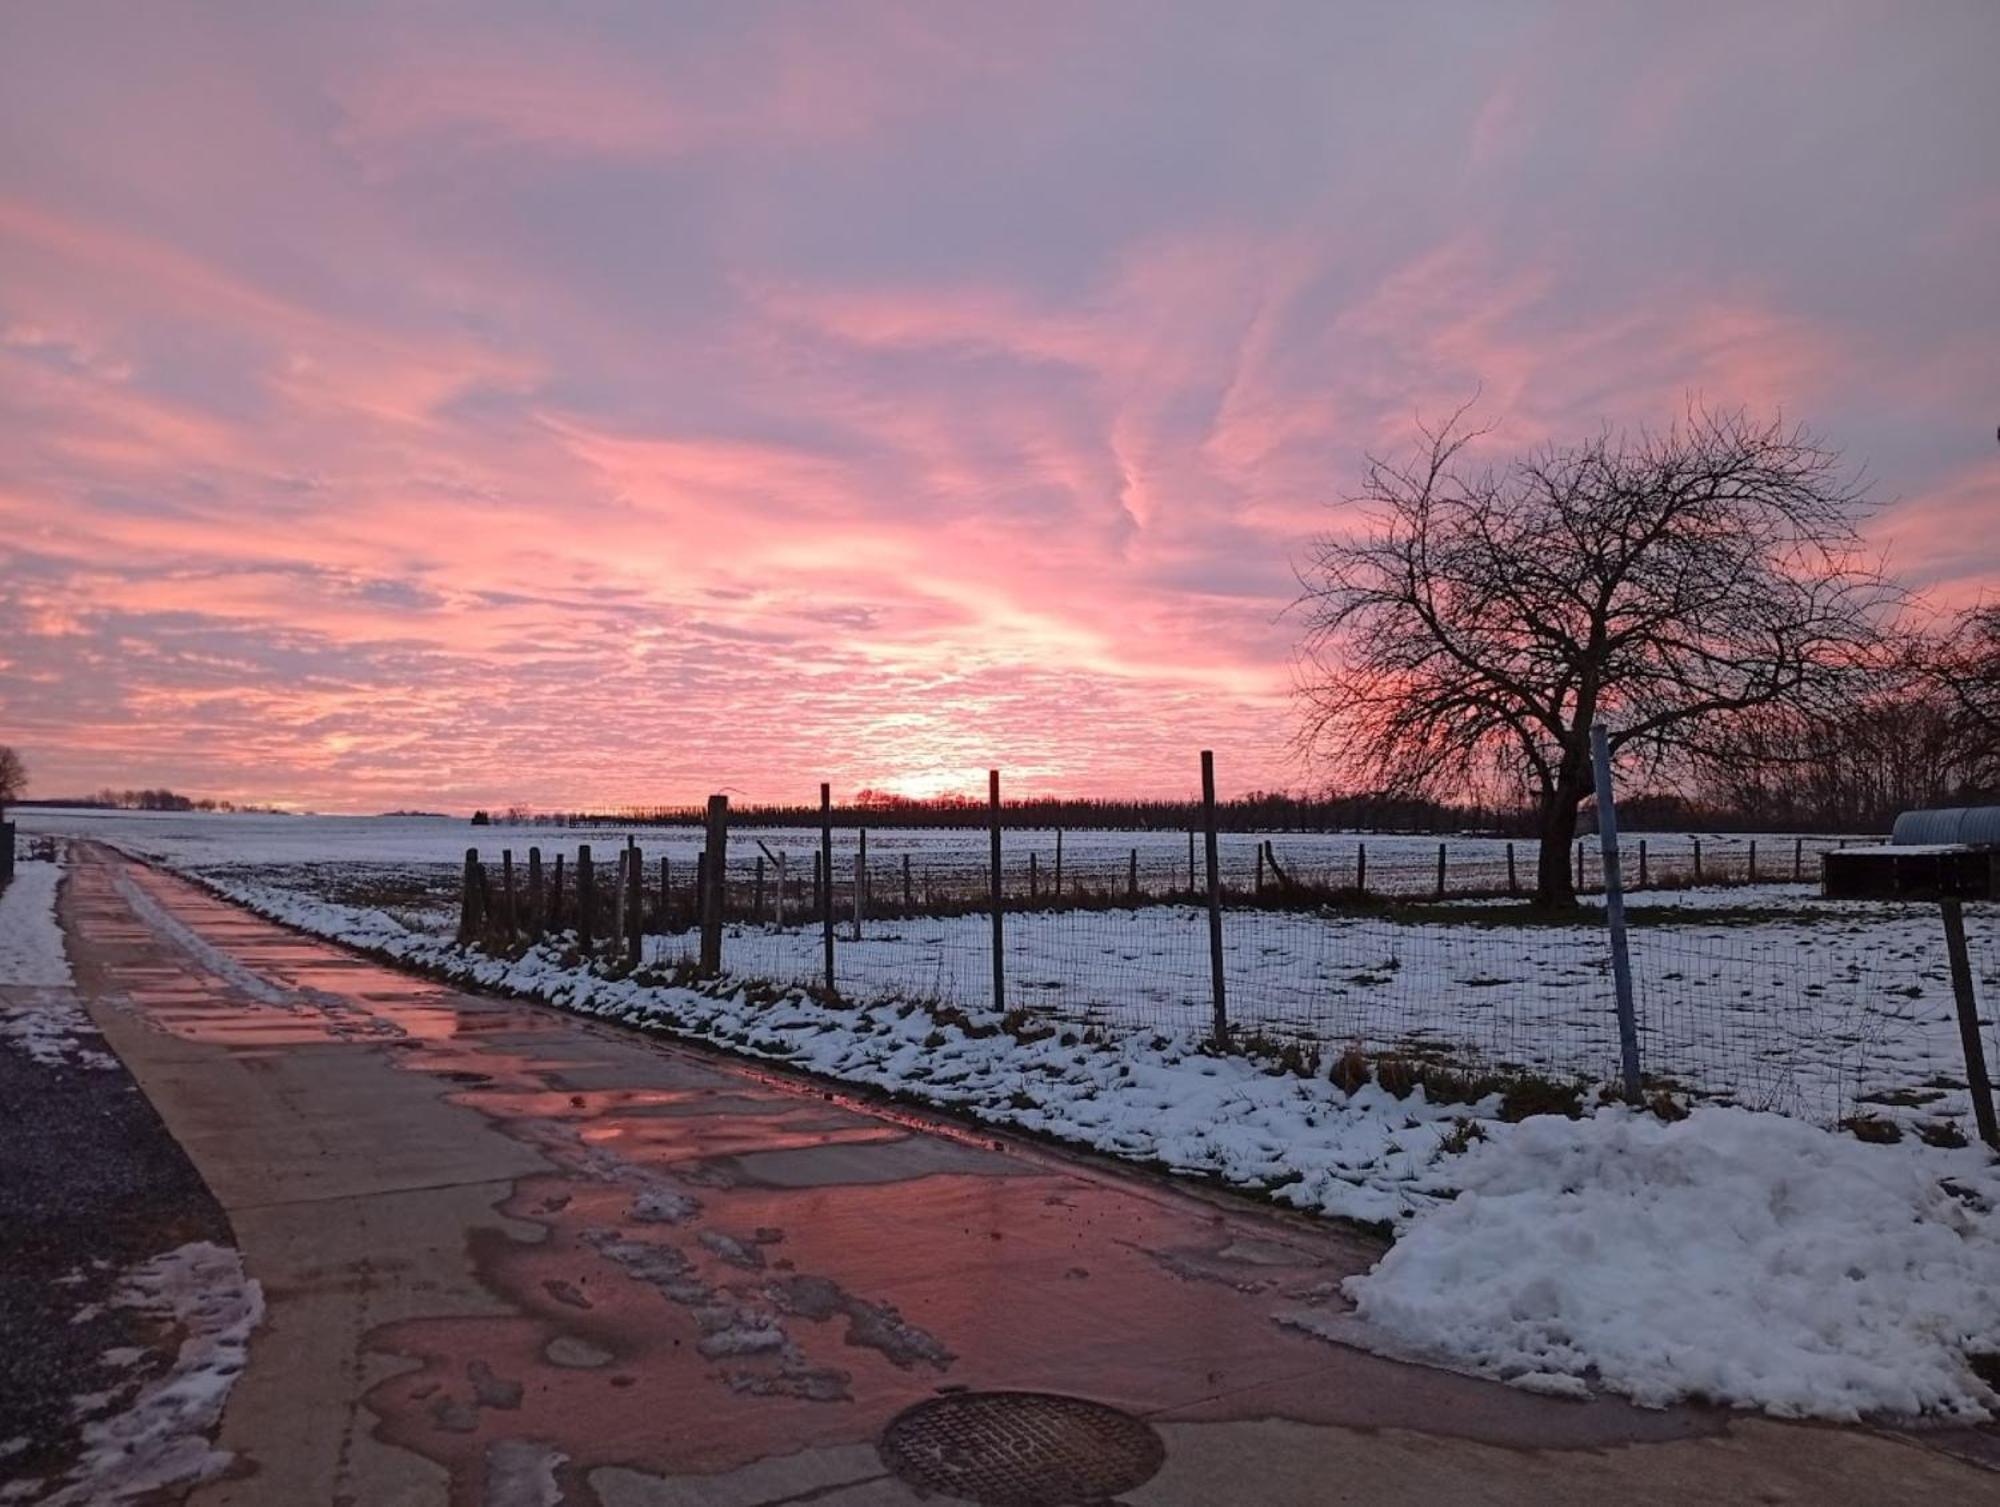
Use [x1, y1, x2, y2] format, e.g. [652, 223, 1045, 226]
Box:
[65, 849, 1723, 1504]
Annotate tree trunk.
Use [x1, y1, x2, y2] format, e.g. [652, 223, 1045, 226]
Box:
[1534, 768, 1589, 910]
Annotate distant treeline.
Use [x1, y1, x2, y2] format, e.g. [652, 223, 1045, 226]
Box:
[480, 788, 1908, 837]
[20, 788, 279, 813]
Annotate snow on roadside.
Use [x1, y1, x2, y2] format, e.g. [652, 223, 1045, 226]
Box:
[0, 857, 73, 987]
[1336, 1106, 2000, 1421]
[0, 855, 115, 1071]
[38, 1242, 263, 1506]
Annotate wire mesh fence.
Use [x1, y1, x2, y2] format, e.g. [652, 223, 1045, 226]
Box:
[352, 814, 1991, 1139]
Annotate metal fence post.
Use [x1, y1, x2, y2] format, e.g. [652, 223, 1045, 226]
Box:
[989, 770, 1005, 1013]
[1941, 899, 1999, 1148]
[1590, 725, 1643, 1100]
[1201, 750, 1229, 1049]
[819, 784, 835, 996]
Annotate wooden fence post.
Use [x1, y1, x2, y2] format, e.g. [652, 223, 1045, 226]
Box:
[852, 849, 864, 941]
[1637, 838, 1648, 889]
[1054, 829, 1063, 899]
[550, 855, 565, 931]
[500, 850, 518, 942]
[476, 861, 493, 945]
[1574, 839, 1584, 892]
[1128, 848, 1138, 901]
[1200, 751, 1229, 1049]
[609, 848, 626, 956]
[989, 770, 1005, 1013]
[820, 784, 835, 996]
[577, 845, 594, 952]
[700, 794, 727, 973]
[1692, 837, 1703, 884]
[527, 847, 545, 937]
[1748, 839, 1758, 884]
[753, 856, 765, 922]
[1793, 837, 1803, 882]
[1356, 843, 1367, 894]
[902, 852, 913, 911]
[1506, 841, 1518, 896]
[459, 847, 481, 942]
[1436, 842, 1448, 899]
[1187, 830, 1196, 893]
[627, 844, 643, 967]
[1941, 899, 1999, 1148]
[1029, 851, 1039, 902]
[1255, 844, 1265, 898]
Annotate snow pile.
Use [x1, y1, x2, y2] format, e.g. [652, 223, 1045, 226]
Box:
[44, 1242, 264, 1505]
[1341, 1106, 2000, 1420]
[0, 858, 72, 987]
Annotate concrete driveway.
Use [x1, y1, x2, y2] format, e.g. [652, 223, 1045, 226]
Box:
[51, 845, 2000, 1505]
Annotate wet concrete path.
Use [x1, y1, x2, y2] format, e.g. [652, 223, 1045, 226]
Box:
[59, 846, 2000, 1505]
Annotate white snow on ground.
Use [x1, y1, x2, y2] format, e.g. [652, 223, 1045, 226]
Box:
[37, 1242, 263, 1506]
[0, 855, 115, 1071]
[1337, 1107, 2000, 1421]
[0, 857, 72, 986]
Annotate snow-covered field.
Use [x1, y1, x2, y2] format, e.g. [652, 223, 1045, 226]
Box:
[17, 810, 2000, 1423]
[14, 807, 1843, 897]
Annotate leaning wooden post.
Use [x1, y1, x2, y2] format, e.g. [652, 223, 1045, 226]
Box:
[1590, 725, 1643, 1101]
[577, 845, 595, 952]
[819, 784, 835, 997]
[458, 847, 481, 942]
[527, 847, 545, 938]
[753, 856, 766, 922]
[1255, 844, 1265, 898]
[626, 844, 643, 967]
[1200, 751, 1229, 1049]
[1941, 899, 1998, 1148]
[700, 794, 727, 974]
[500, 850, 518, 942]
[1128, 848, 1139, 901]
[1506, 841, 1518, 896]
[989, 769, 1005, 1013]
[1435, 842, 1448, 900]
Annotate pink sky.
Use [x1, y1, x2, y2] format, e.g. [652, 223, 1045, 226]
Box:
[2, 2, 1996, 813]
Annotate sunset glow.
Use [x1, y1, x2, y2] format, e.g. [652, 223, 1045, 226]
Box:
[2, 3, 1995, 812]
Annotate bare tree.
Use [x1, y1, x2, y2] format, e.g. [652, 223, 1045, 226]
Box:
[1295, 403, 1895, 907]
[0, 745, 25, 812]
[1926, 602, 2000, 795]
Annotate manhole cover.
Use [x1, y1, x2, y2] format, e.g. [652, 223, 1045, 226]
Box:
[878, 1390, 1165, 1505]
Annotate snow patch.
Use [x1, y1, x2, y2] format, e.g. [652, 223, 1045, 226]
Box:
[38, 1242, 263, 1505]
